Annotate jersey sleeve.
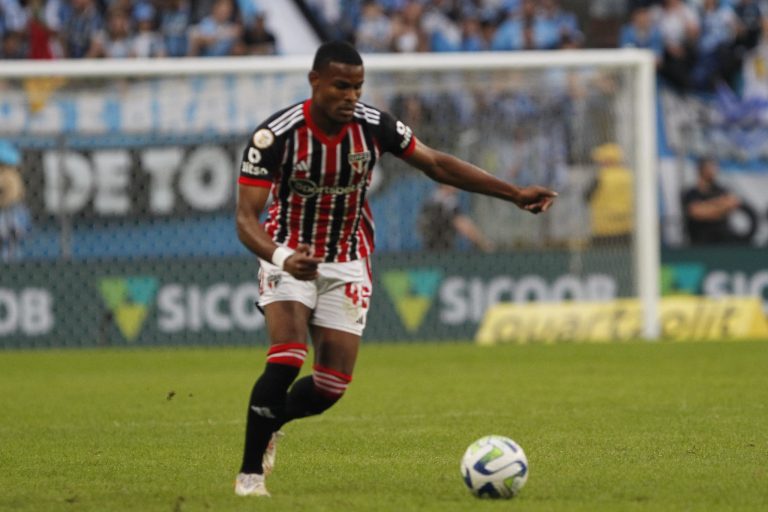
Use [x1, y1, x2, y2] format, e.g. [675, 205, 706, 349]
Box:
[238, 124, 284, 188]
[376, 110, 417, 158]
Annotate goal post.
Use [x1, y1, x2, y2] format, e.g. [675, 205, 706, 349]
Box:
[0, 49, 659, 346]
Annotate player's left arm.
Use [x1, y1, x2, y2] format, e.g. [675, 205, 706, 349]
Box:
[404, 139, 557, 214]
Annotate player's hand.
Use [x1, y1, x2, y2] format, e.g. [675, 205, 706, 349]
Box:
[284, 243, 322, 281]
[515, 186, 558, 214]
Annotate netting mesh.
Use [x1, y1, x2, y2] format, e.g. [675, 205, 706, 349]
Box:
[0, 59, 640, 347]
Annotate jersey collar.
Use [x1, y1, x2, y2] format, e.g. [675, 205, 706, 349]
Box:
[303, 99, 351, 147]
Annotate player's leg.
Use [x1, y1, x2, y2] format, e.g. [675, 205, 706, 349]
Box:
[281, 326, 359, 423]
[240, 300, 311, 478]
[236, 299, 312, 497]
[238, 258, 321, 490]
[280, 259, 371, 424]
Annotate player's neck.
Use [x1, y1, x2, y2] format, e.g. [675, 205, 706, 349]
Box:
[308, 102, 345, 137]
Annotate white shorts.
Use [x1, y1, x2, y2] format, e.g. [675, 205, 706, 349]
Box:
[257, 257, 372, 336]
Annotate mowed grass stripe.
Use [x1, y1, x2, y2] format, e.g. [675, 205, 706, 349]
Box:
[1, 341, 766, 512]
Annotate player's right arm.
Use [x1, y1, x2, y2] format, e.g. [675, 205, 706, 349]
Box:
[236, 185, 321, 280]
[236, 120, 321, 280]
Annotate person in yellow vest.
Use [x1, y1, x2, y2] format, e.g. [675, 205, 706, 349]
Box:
[585, 142, 633, 246]
[0, 140, 31, 262]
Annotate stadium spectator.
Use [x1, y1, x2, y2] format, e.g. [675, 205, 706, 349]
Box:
[160, 0, 192, 57]
[58, 0, 103, 58]
[23, 0, 63, 59]
[0, 0, 27, 36]
[654, 0, 700, 91]
[232, 41, 557, 498]
[498, 0, 522, 15]
[92, 7, 134, 58]
[187, 0, 241, 57]
[108, 0, 134, 15]
[132, 3, 166, 58]
[190, 0, 217, 24]
[741, 13, 768, 99]
[354, 0, 391, 53]
[541, 0, 583, 48]
[421, 0, 462, 51]
[235, 11, 275, 55]
[310, 0, 379, 41]
[235, 0, 262, 26]
[492, 0, 559, 51]
[584, 142, 633, 246]
[682, 157, 743, 245]
[1, 28, 24, 57]
[418, 183, 496, 252]
[390, 1, 426, 53]
[0, 140, 31, 262]
[732, 0, 763, 52]
[588, 0, 629, 48]
[619, 5, 664, 65]
[692, 0, 741, 90]
[458, 15, 487, 51]
[305, 0, 342, 33]
[491, 3, 527, 50]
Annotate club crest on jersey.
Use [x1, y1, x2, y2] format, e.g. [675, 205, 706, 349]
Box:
[252, 129, 275, 149]
[347, 151, 371, 174]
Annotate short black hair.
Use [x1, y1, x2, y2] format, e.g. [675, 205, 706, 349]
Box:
[312, 41, 363, 71]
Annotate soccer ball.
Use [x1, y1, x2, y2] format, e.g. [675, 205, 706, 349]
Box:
[460, 435, 528, 499]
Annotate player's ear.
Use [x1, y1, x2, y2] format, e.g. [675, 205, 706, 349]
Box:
[308, 70, 320, 90]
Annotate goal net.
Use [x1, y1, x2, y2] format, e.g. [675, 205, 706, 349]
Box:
[0, 51, 658, 347]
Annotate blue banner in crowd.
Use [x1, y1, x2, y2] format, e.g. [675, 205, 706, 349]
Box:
[0, 74, 308, 139]
[658, 83, 768, 171]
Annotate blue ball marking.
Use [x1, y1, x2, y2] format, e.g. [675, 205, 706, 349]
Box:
[477, 482, 500, 498]
[515, 460, 528, 479]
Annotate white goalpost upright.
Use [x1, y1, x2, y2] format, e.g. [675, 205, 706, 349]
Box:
[0, 49, 660, 341]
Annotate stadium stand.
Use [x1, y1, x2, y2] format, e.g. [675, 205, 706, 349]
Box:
[1, 0, 764, 96]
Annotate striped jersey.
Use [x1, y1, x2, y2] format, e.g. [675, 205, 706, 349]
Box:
[238, 99, 417, 262]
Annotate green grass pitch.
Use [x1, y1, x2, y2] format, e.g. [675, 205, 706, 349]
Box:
[1, 340, 767, 512]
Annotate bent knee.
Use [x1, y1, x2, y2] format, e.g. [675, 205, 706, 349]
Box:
[312, 364, 352, 402]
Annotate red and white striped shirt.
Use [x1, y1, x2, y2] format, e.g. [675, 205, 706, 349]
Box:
[238, 99, 417, 262]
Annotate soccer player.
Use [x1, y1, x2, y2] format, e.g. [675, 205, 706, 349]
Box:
[234, 41, 557, 497]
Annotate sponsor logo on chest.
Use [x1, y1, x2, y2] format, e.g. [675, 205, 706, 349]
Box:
[289, 178, 365, 198]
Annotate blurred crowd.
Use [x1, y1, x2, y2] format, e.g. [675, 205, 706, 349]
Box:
[310, 0, 584, 52]
[307, 0, 767, 93]
[2, 0, 766, 94]
[0, 0, 277, 59]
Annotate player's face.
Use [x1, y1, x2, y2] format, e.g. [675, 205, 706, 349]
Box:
[310, 62, 364, 125]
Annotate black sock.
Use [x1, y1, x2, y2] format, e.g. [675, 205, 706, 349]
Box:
[240, 362, 300, 474]
[281, 375, 341, 425]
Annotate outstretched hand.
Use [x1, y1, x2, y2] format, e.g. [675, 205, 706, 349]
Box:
[284, 244, 322, 281]
[515, 186, 558, 214]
